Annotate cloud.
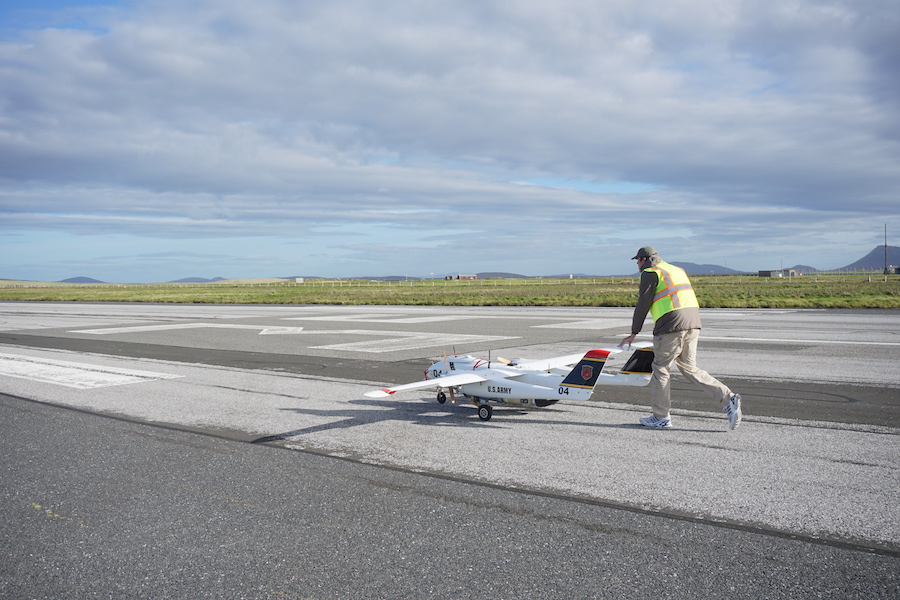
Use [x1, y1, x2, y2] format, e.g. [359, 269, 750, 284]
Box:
[1, 0, 898, 280]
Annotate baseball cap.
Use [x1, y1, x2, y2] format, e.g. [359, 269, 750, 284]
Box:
[631, 246, 657, 260]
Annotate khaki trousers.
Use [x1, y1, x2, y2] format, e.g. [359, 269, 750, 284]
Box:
[650, 328, 732, 418]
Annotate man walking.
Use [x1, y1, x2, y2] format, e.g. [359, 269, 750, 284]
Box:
[619, 246, 742, 430]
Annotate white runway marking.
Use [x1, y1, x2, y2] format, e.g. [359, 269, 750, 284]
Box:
[310, 332, 518, 353]
[533, 319, 624, 329]
[73, 323, 305, 335]
[0, 353, 183, 389]
[70, 322, 518, 353]
[70, 323, 518, 354]
[701, 335, 900, 347]
[284, 313, 486, 323]
[540, 329, 900, 347]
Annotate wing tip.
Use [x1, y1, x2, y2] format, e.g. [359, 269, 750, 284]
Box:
[364, 389, 395, 398]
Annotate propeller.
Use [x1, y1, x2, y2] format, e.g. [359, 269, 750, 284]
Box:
[441, 349, 456, 403]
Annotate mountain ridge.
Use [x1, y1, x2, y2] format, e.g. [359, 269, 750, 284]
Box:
[17, 245, 899, 283]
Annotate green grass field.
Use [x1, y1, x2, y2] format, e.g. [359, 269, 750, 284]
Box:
[2, 274, 899, 309]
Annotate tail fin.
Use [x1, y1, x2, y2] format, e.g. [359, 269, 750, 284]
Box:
[619, 346, 654, 375]
[560, 349, 612, 389]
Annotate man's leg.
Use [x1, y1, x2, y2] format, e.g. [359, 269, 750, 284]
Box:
[674, 328, 732, 405]
[650, 331, 684, 418]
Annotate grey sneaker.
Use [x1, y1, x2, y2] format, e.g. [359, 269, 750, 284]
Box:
[724, 393, 742, 430]
[639, 415, 673, 428]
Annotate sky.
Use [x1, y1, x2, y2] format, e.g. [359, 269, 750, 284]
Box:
[1, 0, 898, 282]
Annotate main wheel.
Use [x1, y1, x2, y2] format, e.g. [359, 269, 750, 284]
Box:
[437, 391, 447, 404]
[477, 405, 493, 421]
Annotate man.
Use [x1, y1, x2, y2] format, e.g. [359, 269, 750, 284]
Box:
[619, 246, 742, 430]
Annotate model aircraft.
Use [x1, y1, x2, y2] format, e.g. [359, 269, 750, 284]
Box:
[364, 343, 654, 421]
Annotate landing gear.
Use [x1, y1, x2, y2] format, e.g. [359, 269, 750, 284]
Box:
[439, 391, 492, 421]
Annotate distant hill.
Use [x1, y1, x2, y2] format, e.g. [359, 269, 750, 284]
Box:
[348, 273, 530, 280]
[169, 277, 227, 283]
[675, 246, 899, 274]
[353, 275, 414, 281]
[44, 245, 900, 284]
[838, 245, 900, 271]
[671, 262, 746, 275]
[477, 272, 527, 279]
[59, 276, 105, 284]
[785, 264, 818, 273]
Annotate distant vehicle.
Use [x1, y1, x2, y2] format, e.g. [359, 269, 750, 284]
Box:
[365, 343, 654, 421]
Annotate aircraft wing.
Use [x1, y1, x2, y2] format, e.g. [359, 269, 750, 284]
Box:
[364, 372, 489, 398]
[508, 343, 652, 372]
[513, 346, 630, 371]
[512, 352, 587, 371]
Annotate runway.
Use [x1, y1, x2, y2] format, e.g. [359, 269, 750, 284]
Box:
[1, 303, 898, 598]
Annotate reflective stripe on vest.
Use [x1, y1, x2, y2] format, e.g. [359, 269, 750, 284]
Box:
[646, 261, 699, 321]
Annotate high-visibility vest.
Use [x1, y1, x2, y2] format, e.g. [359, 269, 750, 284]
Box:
[645, 261, 699, 321]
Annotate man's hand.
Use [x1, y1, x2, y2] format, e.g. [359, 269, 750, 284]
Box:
[619, 333, 636, 348]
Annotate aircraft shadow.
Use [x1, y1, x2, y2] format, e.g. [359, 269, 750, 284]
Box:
[251, 397, 723, 443]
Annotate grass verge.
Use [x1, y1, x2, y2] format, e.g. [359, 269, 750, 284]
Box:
[2, 274, 899, 309]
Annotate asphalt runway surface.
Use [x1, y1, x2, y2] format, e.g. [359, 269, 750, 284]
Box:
[1, 302, 898, 599]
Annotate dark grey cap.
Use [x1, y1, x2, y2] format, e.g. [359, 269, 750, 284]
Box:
[631, 246, 657, 260]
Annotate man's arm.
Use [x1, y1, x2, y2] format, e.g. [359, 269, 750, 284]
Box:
[620, 270, 657, 347]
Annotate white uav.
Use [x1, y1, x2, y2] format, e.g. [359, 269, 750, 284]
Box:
[365, 343, 654, 421]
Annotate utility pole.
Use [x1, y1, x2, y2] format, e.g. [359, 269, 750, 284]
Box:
[885, 223, 889, 274]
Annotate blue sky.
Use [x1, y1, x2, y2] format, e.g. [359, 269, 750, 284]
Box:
[1, 0, 898, 281]
[0, 1, 122, 36]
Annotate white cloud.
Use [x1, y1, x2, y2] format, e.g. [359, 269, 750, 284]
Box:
[1, 0, 898, 280]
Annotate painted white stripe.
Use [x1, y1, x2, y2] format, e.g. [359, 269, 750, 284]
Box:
[311, 333, 518, 353]
[0, 353, 183, 389]
[72, 322, 517, 353]
[285, 314, 484, 323]
[701, 336, 900, 347]
[73, 323, 304, 335]
[534, 318, 895, 342]
[534, 319, 623, 330]
[622, 334, 900, 347]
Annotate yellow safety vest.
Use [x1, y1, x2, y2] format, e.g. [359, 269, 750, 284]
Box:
[645, 261, 699, 321]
